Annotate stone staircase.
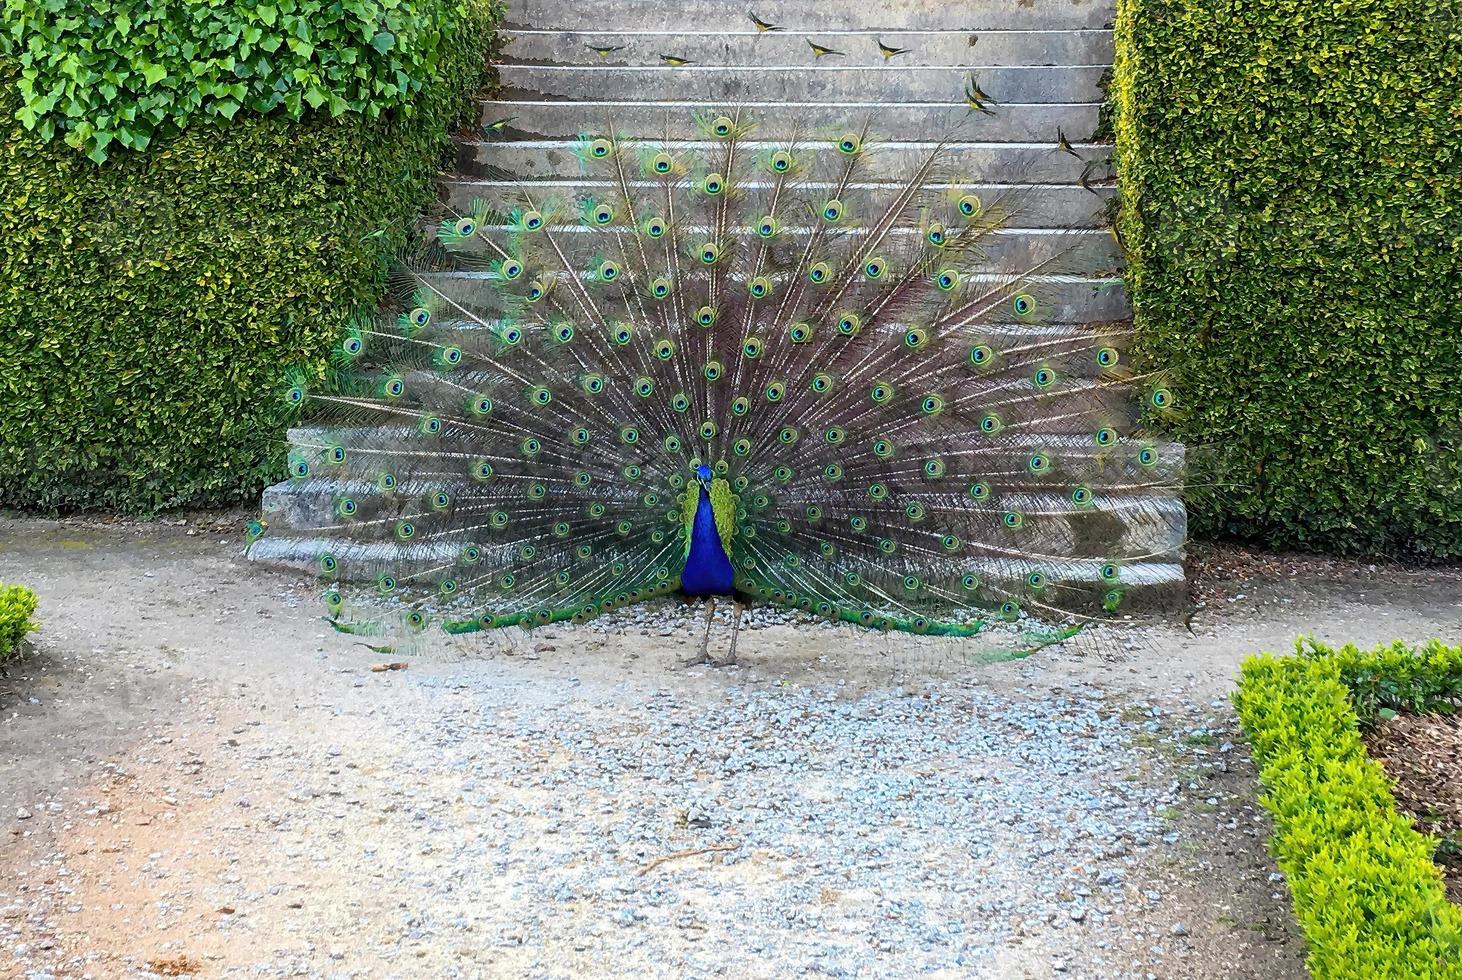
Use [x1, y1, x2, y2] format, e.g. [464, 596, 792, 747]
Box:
[250, 0, 1187, 608]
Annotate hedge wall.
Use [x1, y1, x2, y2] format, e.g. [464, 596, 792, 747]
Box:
[1114, 0, 1462, 557]
[1235, 639, 1462, 977]
[0, 0, 497, 513]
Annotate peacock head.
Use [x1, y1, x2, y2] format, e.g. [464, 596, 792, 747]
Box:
[695, 463, 713, 483]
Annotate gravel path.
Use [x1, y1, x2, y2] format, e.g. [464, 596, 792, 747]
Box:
[4, 513, 1460, 978]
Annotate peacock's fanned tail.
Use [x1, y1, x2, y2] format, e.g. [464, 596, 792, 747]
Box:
[268, 111, 1181, 641]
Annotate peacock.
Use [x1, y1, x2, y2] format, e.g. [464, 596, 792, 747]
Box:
[254, 109, 1183, 665]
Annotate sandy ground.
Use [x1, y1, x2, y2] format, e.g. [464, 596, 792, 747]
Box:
[2, 510, 1460, 979]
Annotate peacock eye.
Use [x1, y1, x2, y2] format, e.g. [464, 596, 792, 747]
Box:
[522, 210, 543, 230]
[702, 173, 725, 195]
[936, 269, 959, 291]
[837, 313, 860, 336]
[1013, 293, 1036, 316]
[756, 216, 777, 238]
[645, 217, 667, 237]
[589, 137, 613, 158]
[863, 256, 886, 279]
[748, 275, 772, 298]
[592, 203, 614, 224]
[711, 115, 734, 137]
[836, 132, 861, 154]
[1097, 346, 1119, 367]
[822, 200, 844, 222]
[927, 224, 946, 246]
[1151, 388, 1173, 408]
[808, 261, 831, 283]
[410, 307, 430, 326]
[453, 217, 476, 237]
[650, 151, 674, 174]
[770, 150, 793, 172]
[958, 193, 981, 217]
[696, 306, 716, 326]
[789, 322, 811, 343]
[699, 242, 719, 265]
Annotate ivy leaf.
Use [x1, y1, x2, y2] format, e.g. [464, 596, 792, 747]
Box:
[371, 31, 395, 54]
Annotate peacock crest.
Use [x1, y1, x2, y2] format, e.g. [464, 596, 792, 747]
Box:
[263, 110, 1182, 649]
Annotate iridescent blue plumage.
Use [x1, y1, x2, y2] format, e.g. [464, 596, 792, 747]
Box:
[682, 469, 735, 597]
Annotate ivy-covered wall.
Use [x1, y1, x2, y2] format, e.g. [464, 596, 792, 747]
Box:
[1114, 0, 1462, 557]
[0, 0, 497, 513]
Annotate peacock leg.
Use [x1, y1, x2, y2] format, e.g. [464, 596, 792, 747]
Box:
[716, 599, 747, 668]
[681, 597, 717, 667]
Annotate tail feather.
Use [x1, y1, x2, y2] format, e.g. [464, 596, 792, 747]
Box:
[269, 110, 1182, 641]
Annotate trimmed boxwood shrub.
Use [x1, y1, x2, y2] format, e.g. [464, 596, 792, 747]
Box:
[1235, 638, 1462, 978]
[0, 582, 37, 662]
[1114, 0, 1462, 557]
[0, 0, 497, 513]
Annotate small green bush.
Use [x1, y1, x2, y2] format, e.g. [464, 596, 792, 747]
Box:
[1235, 638, 1462, 978]
[0, 582, 37, 661]
[0, 0, 497, 513]
[1114, 0, 1462, 557]
[1, 0, 468, 162]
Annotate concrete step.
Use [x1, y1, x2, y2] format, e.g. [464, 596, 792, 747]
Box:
[503, 28, 1113, 68]
[437, 224, 1120, 274]
[443, 179, 1114, 228]
[457, 139, 1114, 185]
[504, 0, 1114, 33]
[412, 270, 1129, 321]
[476, 98, 1105, 144]
[247, 527, 1184, 609]
[497, 63, 1106, 104]
[258, 479, 1183, 555]
[282, 424, 1176, 480]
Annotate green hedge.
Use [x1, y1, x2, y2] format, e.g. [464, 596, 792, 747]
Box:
[0, 0, 496, 513]
[1235, 638, 1462, 978]
[1114, 0, 1462, 557]
[0, 582, 37, 662]
[2, 0, 469, 162]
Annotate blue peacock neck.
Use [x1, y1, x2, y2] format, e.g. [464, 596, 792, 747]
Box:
[680, 468, 736, 597]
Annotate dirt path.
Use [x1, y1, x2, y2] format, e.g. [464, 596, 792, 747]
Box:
[2, 512, 1459, 978]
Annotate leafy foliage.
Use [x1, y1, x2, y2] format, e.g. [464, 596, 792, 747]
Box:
[1, 0, 469, 162]
[0, 581, 37, 662]
[0, 0, 497, 514]
[1306, 637, 1462, 726]
[1113, 0, 1462, 557]
[1235, 639, 1462, 978]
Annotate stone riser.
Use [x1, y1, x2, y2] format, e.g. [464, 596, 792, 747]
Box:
[413, 270, 1130, 322]
[499, 64, 1106, 103]
[434, 226, 1120, 274]
[477, 100, 1105, 144]
[443, 180, 1115, 229]
[503, 28, 1114, 68]
[457, 139, 1113, 184]
[504, 0, 1114, 32]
